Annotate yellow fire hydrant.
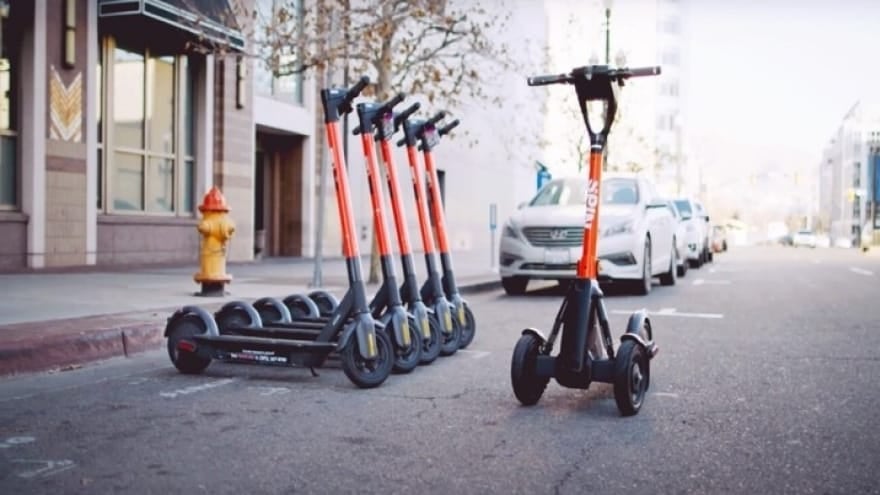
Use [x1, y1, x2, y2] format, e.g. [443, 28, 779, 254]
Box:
[194, 186, 235, 296]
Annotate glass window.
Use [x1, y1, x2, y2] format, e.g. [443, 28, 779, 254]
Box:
[112, 152, 144, 211]
[148, 55, 175, 154]
[254, 0, 304, 104]
[603, 178, 640, 205]
[100, 38, 196, 216]
[0, 11, 17, 208]
[673, 200, 693, 217]
[113, 46, 145, 149]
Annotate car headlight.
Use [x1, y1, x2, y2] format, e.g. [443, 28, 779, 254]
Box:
[603, 219, 634, 237]
[503, 221, 522, 240]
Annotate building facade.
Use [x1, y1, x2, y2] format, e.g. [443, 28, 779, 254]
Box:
[0, 0, 542, 272]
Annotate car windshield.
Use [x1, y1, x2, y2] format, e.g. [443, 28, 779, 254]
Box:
[529, 178, 639, 206]
[674, 200, 692, 217]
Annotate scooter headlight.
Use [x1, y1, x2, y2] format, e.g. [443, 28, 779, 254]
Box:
[603, 219, 634, 237]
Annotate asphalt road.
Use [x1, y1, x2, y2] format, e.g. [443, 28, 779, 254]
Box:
[1, 246, 879, 494]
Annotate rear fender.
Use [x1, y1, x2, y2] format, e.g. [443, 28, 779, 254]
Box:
[622, 310, 658, 358]
[253, 297, 292, 324]
[215, 301, 263, 330]
[164, 306, 219, 337]
[283, 293, 320, 319]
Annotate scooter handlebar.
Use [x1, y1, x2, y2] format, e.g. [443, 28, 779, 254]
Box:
[394, 102, 420, 129]
[527, 73, 572, 86]
[426, 111, 446, 127]
[379, 93, 405, 115]
[342, 75, 370, 109]
[438, 119, 459, 137]
[528, 65, 662, 86]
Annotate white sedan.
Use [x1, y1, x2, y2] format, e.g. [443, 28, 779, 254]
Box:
[499, 174, 678, 295]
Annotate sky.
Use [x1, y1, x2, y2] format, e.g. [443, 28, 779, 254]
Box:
[684, 0, 880, 179]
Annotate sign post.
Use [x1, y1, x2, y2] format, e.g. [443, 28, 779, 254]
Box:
[489, 203, 498, 269]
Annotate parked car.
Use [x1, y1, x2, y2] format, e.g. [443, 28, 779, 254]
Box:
[711, 225, 728, 253]
[499, 174, 678, 296]
[672, 198, 710, 267]
[792, 230, 817, 248]
[667, 199, 690, 277]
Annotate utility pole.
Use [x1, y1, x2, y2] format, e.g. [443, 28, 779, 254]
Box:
[310, 7, 338, 288]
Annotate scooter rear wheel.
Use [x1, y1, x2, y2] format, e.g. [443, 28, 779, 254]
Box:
[613, 340, 649, 416]
[167, 313, 212, 375]
[341, 328, 394, 389]
[511, 333, 549, 406]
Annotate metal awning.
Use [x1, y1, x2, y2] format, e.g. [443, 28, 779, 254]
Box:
[98, 0, 245, 51]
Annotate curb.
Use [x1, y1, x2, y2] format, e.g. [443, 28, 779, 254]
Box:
[0, 277, 501, 379]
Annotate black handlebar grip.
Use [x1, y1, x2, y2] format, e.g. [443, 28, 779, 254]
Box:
[342, 76, 370, 107]
[626, 66, 662, 78]
[396, 137, 407, 147]
[426, 111, 446, 127]
[394, 102, 420, 128]
[527, 73, 570, 86]
[353, 125, 362, 135]
[438, 119, 459, 137]
[380, 92, 405, 113]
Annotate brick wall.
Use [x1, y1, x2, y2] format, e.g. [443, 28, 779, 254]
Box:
[212, 55, 255, 262]
[42, 0, 90, 267]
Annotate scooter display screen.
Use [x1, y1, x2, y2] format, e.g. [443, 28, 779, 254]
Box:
[380, 114, 395, 139]
[423, 127, 440, 149]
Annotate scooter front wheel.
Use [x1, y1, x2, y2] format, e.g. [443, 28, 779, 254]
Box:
[511, 333, 549, 406]
[439, 315, 462, 357]
[613, 340, 649, 416]
[457, 304, 476, 349]
[419, 314, 442, 365]
[392, 318, 422, 374]
[340, 328, 394, 389]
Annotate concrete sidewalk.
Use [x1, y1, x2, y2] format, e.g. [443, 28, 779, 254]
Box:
[0, 250, 501, 377]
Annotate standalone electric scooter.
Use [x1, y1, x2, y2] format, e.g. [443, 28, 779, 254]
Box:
[414, 117, 477, 349]
[163, 76, 394, 389]
[370, 100, 444, 364]
[398, 113, 461, 355]
[510, 64, 661, 415]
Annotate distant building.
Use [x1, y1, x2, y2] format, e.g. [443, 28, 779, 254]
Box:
[819, 101, 880, 246]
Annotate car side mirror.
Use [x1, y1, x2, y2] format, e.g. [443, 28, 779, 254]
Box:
[704, 215, 711, 222]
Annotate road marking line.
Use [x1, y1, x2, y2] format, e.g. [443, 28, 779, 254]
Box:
[658, 308, 676, 314]
[249, 386, 290, 396]
[692, 278, 704, 286]
[611, 309, 724, 319]
[458, 350, 490, 359]
[849, 267, 874, 276]
[653, 392, 679, 398]
[0, 436, 36, 449]
[160, 378, 236, 399]
[12, 459, 76, 479]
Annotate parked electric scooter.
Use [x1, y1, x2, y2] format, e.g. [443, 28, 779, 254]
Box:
[163, 76, 394, 389]
[414, 117, 477, 349]
[371, 100, 444, 364]
[397, 113, 461, 355]
[250, 95, 431, 373]
[510, 64, 661, 415]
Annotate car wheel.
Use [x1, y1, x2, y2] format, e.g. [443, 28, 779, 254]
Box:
[634, 238, 652, 296]
[659, 239, 677, 286]
[502, 276, 529, 295]
[677, 252, 688, 277]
